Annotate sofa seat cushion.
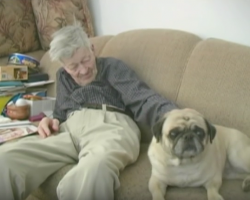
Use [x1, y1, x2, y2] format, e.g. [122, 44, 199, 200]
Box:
[31, 0, 95, 50]
[0, 0, 41, 57]
[30, 143, 249, 200]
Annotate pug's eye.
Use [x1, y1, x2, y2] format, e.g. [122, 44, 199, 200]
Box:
[196, 131, 202, 135]
[169, 131, 178, 138]
[193, 125, 205, 137]
[195, 130, 204, 137]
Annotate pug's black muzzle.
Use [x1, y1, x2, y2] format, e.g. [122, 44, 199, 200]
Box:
[172, 131, 205, 158]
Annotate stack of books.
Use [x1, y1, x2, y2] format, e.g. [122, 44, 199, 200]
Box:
[0, 80, 54, 145]
[0, 54, 56, 144]
[0, 53, 55, 114]
[0, 80, 55, 114]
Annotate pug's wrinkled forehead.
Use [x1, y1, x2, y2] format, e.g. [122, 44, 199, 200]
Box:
[162, 108, 207, 133]
[152, 108, 216, 144]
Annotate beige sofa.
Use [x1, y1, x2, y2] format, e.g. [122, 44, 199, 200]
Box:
[21, 29, 249, 200]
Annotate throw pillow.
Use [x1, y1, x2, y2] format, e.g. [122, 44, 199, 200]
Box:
[0, 0, 41, 57]
[31, 0, 95, 50]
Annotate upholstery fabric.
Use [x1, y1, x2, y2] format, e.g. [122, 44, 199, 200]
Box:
[31, 0, 95, 50]
[176, 38, 250, 137]
[0, 0, 40, 57]
[26, 195, 40, 200]
[99, 29, 201, 104]
[98, 29, 201, 142]
[30, 144, 250, 200]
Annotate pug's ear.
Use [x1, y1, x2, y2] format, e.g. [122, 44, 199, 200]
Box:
[204, 118, 216, 143]
[152, 117, 166, 143]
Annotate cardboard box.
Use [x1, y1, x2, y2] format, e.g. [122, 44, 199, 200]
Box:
[26, 97, 56, 116]
[0, 65, 28, 81]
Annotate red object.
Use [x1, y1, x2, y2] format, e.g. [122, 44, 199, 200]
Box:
[29, 112, 46, 122]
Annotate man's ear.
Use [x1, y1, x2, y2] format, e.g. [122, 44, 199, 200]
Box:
[152, 117, 166, 143]
[204, 118, 216, 143]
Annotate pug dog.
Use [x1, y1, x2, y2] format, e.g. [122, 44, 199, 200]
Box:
[148, 108, 250, 200]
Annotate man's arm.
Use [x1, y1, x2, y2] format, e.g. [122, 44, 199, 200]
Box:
[53, 68, 71, 124]
[107, 58, 178, 128]
[53, 101, 66, 124]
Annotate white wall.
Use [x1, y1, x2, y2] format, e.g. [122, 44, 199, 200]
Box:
[88, 0, 250, 46]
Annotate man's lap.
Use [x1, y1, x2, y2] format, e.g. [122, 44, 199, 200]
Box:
[0, 108, 140, 167]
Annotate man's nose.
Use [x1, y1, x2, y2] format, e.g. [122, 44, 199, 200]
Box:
[78, 64, 88, 74]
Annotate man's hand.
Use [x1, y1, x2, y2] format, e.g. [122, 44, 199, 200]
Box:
[38, 117, 59, 138]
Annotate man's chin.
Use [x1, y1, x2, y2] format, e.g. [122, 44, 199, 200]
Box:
[76, 77, 93, 86]
[77, 81, 90, 86]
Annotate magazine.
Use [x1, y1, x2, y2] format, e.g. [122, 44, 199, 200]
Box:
[0, 115, 33, 127]
[0, 119, 32, 127]
[0, 124, 38, 144]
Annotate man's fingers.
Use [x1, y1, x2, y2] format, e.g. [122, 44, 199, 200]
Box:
[42, 125, 52, 137]
[38, 127, 46, 138]
[37, 117, 59, 138]
[37, 117, 52, 138]
[38, 125, 51, 138]
[52, 119, 59, 131]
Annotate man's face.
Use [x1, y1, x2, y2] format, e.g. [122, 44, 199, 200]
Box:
[62, 47, 97, 86]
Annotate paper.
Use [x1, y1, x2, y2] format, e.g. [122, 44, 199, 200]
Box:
[0, 124, 38, 144]
[0, 115, 11, 123]
[0, 118, 31, 127]
[23, 80, 54, 87]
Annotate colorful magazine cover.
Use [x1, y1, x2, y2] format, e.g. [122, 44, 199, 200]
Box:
[0, 125, 38, 144]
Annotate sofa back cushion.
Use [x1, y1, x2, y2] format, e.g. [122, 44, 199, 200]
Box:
[98, 29, 201, 142]
[99, 29, 201, 103]
[31, 0, 95, 50]
[0, 0, 40, 58]
[176, 39, 250, 136]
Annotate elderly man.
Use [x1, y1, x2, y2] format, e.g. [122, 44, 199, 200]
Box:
[0, 23, 178, 200]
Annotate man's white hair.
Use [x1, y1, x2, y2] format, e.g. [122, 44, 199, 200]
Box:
[49, 22, 91, 62]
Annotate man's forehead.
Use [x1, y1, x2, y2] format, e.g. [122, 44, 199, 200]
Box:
[75, 47, 91, 57]
[65, 49, 91, 65]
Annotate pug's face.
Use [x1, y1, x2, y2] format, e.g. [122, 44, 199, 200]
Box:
[152, 108, 216, 159]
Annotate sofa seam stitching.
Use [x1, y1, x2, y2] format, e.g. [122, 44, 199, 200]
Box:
[175, 40, 203, 103]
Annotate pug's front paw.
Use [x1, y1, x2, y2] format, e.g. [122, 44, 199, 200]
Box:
[208, 193, 224, 200]
[242, 176, 250, 192]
